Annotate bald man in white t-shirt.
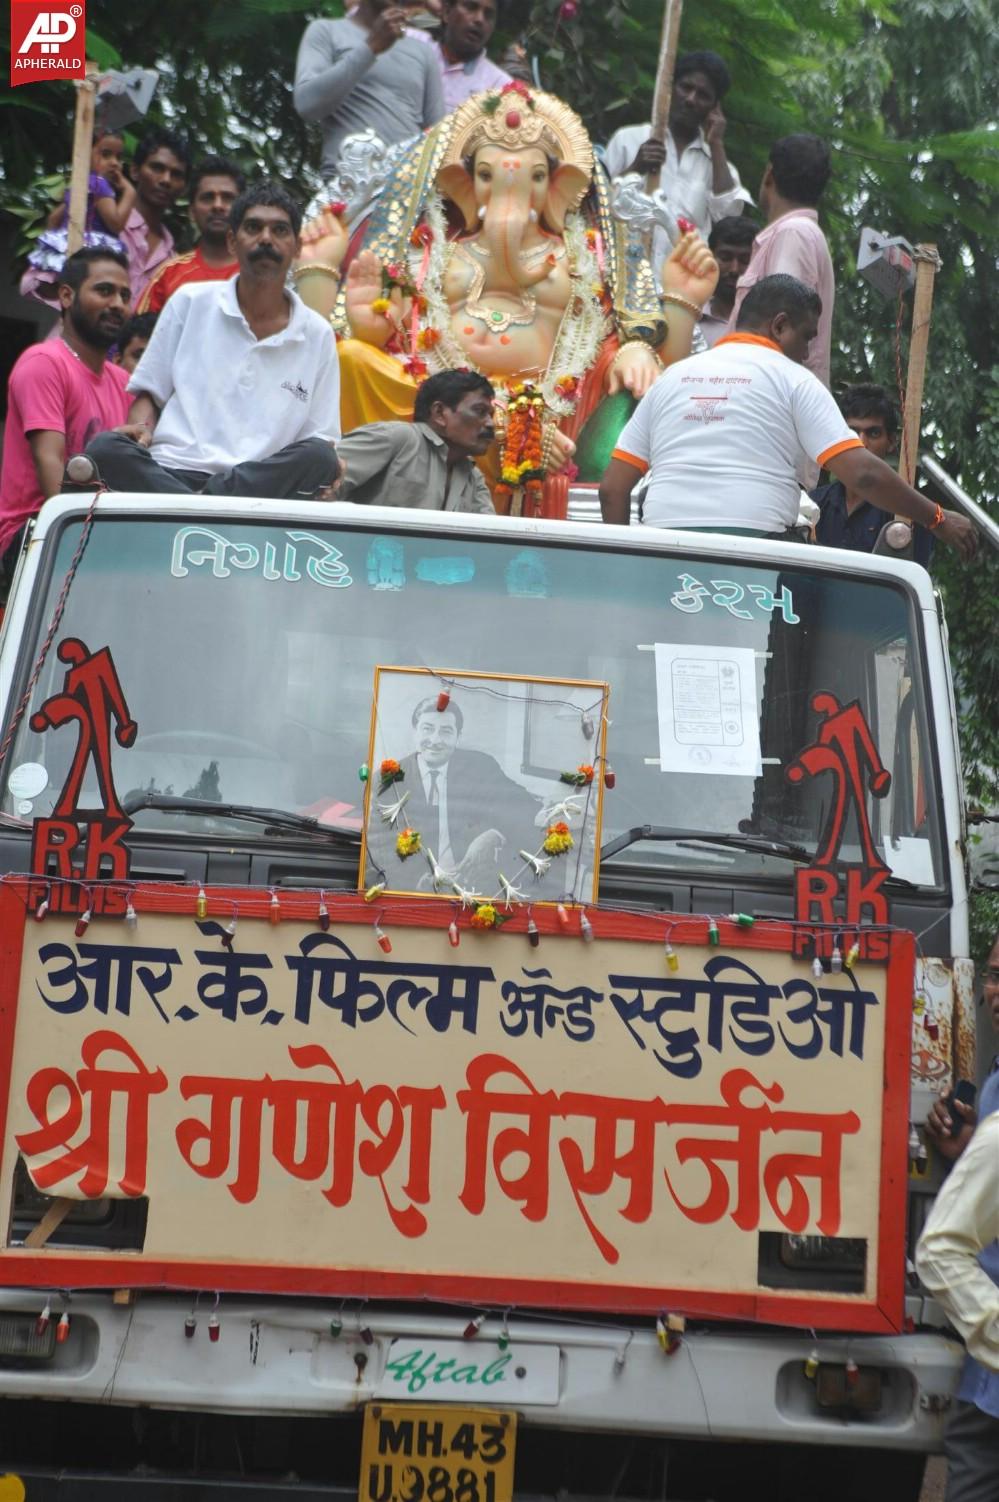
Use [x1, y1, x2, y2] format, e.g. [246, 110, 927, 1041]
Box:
[598, 274, 977, 560]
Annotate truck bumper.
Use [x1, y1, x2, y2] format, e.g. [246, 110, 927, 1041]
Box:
[0, 1291, 964, 1454]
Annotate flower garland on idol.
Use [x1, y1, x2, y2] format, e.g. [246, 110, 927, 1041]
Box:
[391, 175, 608, 500]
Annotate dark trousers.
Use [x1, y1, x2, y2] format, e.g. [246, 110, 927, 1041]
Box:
[86, 431, 339, 499]
[945, 1400, 999, 1502]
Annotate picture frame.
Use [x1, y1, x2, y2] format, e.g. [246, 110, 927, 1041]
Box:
[359, 667, 610, 906]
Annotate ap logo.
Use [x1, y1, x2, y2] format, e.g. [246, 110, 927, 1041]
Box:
[10, 3, 85, 85]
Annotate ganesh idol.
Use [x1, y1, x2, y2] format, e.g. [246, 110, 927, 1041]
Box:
[293, 82, 718, 516]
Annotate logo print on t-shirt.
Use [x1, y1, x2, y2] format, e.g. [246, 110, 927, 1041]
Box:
[281, 380, 310, 403]
[684, 395, 729, 423]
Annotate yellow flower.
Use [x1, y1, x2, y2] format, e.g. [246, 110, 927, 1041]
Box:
[396, 827, 422, 859]
[543, 821, 575, 856]
[470, 903, 499, 929]
[370, 297, 392, 315]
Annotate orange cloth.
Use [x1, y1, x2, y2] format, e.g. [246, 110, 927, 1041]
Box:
[137, 246, 238, 314]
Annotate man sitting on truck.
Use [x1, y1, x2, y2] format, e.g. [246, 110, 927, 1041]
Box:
[0, 247, 134, 598]
[86, 182, 341, 500]
[336, 370, 496, 513]
[597, 273, 978, 561]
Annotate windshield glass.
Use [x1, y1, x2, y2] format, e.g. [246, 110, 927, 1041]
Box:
[1, 516, 943, 888]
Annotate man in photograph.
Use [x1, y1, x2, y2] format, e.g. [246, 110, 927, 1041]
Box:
[372, 695, 540, 891]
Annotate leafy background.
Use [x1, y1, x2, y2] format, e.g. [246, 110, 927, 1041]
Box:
[1, 0, 996, 949]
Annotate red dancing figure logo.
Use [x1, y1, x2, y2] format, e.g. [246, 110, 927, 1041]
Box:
[785, 692, 891, 872]
[30, 638, 137, 822]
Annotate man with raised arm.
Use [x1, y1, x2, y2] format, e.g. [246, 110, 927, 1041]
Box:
[294, 0, 444, 178]
[598, 274, 978, 560]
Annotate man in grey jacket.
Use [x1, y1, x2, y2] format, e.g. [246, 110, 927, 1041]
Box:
[294, 0, 444, 177]
[337, 369, 496, 513]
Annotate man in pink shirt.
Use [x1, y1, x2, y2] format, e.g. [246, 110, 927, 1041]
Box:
[118, 126, 190, 308]
[419, 0, 511, 112]
[0, 248, 135, 592]
[729, 133, 835, 387]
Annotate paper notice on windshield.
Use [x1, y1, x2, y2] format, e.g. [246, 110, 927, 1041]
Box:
[653, 643, 762, 777]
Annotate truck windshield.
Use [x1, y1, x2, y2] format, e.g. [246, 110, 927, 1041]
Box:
[1, 515, 943, 889]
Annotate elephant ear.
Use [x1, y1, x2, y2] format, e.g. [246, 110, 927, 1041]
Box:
[436, 163, 478, 230]
[544, 164, 591, 233]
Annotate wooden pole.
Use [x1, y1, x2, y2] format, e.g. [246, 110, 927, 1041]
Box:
[897, 244, 941, 498]
[66, 61, 99, 257]
[644, 0, 684, 195]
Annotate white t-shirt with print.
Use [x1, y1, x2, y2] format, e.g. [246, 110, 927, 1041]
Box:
[612, 334, 862, 532]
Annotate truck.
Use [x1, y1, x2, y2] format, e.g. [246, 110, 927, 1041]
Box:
[0, 487, 987, 1500]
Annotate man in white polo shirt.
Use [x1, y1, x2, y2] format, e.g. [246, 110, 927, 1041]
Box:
[86, 183, 341, 498]
[598, 274, 977, 560]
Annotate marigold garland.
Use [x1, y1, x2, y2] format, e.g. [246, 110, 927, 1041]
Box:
[396, 827, 422, 859]
[560, 764, 594, 786]
[543, 821, 574, 855]
[497, 381, 545, 495]
[370, 297, 391, 316]
[470, 902, 510, 929]
[379, 758, 404, 793]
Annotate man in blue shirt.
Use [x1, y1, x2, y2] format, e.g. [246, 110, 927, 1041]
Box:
[810, 384, 934, 566]
[923, 931, 999, 1501]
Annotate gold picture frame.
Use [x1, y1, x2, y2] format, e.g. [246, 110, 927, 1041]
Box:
[359, 666, 610, 906]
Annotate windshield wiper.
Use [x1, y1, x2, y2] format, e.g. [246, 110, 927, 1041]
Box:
[600, 824, 813, 864]
[121, 792, 360, 843]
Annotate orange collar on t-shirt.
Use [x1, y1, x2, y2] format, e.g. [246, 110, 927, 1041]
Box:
[714, 333, 783, 354]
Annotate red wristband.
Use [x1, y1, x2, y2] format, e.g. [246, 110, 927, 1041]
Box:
[927, 502, 945, 531]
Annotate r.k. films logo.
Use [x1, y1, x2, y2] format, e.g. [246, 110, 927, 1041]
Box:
[10, 1, 85, 86]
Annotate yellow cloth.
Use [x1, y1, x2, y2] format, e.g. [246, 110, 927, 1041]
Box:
[338, 339, 418, 434]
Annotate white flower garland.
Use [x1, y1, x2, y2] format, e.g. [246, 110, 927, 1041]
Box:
[409, 197, 609, 417]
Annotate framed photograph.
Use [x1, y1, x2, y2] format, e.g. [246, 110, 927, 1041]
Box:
[360, 667, 610, 906]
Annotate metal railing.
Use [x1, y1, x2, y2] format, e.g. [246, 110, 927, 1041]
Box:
[919, 453, 999, 552]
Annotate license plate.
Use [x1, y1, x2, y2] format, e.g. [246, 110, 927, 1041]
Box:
[360, 1404, 516, 1502]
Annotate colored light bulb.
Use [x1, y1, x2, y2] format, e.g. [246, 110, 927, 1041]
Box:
[36, 1302, 51, 1336]
[330, 1316, 343, 1338]
[184, 1314, 197, 1339]
[812, 956, 824, 978]
[448, 919, 460, 948]
[437, 690, 451, 712]
[556, 904, 570, 931]
[579, 912, 594, 943]
[125, 900, 138, 930]
[364, 883, 385, 903]
[707, 919, 720, 947]
[845, 941, 860, 971]
[845, 1358, 859, 1387]
[665, 943, 679, 972]
[268, 891, 280, 924]
[223, 914, 238, 948]
[655, 1316, 668, 1352]
[359, 763, 370, 783]
[830, 942, 843, 973]
[318, 898, 330, 932]
[196, 886, 208, 920]
[34, 888, 50, 921]
[56, 1312, 70, 1344]
[603, 765, 616, 789]
[360, 1325, 375, 1346]
[582, 714, 595, 740]
[729, 912, 754, 928]
[804, 1351, 819, 1380]
[464, 1314, 485, 1340]
[208, 1313, 220, 1343]
[527, 917, 540, 948]
[75, 907, 91, 938]
[375, 924, 392, 954]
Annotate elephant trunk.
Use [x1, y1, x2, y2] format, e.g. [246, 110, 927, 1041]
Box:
[481, 200, 554, 290]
